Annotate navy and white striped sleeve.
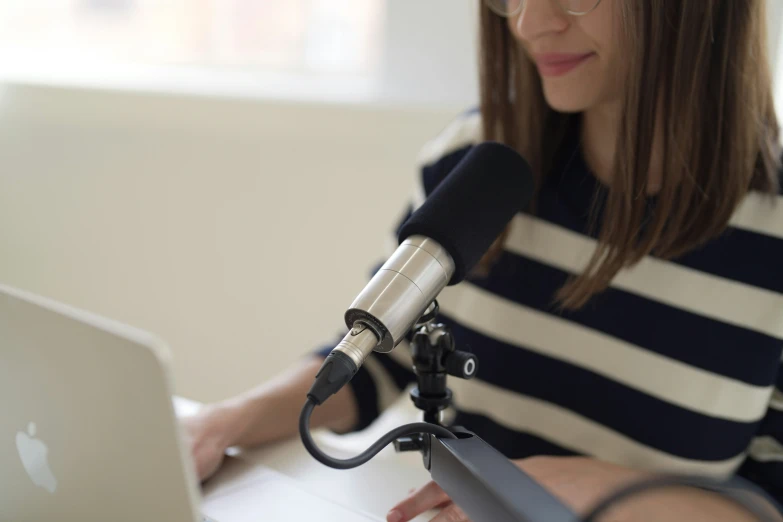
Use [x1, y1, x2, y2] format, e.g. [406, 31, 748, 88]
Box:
[735, 174, 783, 506]
[737, 366, 783, 505]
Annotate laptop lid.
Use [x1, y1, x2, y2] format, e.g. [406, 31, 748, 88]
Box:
[0, 283, 202, 522]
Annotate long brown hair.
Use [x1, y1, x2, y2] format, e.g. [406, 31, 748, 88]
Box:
[479, 0, 780, 308]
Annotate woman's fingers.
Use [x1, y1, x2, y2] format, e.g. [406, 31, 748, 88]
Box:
[387, 481, 452, 522]
[429, 503, 470, 522]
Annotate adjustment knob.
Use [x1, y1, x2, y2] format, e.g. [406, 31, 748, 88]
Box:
[445, 351, 478, 379]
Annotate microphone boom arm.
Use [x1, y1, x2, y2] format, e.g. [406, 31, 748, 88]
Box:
[427, 431, 579, 522]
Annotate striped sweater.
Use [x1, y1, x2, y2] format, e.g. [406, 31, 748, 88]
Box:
[321, 110, 783, 502]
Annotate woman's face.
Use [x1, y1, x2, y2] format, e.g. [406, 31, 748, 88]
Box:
[508, 0, 623, 113]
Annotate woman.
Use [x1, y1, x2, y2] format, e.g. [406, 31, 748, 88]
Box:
[185, 0, 783, 520]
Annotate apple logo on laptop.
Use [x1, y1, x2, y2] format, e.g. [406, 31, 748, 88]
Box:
[16, 422, 58, 494]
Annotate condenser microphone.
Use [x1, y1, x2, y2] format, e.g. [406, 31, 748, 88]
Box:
[308, 142, 534, 405]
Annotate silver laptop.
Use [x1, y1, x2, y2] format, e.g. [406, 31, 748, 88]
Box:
[0, 283, 380, 522]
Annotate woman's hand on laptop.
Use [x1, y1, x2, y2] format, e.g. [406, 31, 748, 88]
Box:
[182, 403, 245, 482]
[180, 357, 361, 482]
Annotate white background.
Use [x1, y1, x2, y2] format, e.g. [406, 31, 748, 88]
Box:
[0, 1, 780, 402]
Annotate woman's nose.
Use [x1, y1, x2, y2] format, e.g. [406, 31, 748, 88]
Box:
[511, 0, 569, 42]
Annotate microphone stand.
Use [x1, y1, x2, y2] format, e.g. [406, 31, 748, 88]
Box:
[301, 301, 780, 521]
[393, 301, 579, 522]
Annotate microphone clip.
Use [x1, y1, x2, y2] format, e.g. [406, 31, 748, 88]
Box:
[393, 300, 478, 457]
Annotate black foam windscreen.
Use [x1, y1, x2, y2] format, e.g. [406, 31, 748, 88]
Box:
[398, 142, 534, 285]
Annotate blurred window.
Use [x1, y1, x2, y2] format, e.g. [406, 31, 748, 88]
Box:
[0, 0, 386, 76]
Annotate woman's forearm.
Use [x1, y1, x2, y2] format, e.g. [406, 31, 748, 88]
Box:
[504, 457, 779, 522]
[609, 484, 779, 522]
[220, 356, 360, 448]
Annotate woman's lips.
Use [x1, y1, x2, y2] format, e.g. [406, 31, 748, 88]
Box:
[534, 52, 595, 77]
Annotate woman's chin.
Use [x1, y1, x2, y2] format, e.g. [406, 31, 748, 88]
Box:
[542, 87, 596, 114]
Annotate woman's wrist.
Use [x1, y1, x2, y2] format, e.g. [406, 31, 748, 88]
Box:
[215, 395, 263, 449]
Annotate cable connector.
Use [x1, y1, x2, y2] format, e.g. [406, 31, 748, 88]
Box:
[307, 351, 358, 405]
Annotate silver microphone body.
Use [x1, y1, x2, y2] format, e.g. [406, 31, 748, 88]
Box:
[332, 235, 455, 370]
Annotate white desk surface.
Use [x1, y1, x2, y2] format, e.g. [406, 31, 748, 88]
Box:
[174, 396, 434, 522]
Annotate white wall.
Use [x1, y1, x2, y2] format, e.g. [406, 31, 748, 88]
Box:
[0, 85, 457, 402]
[379, 0, 479, 107]
[0, 0, 479, 404]
[770, 0, 783, 69]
